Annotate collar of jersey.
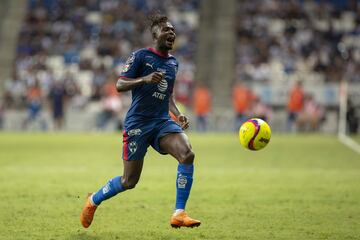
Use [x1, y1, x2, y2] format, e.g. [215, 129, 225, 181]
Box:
[147, 47, 172, 58]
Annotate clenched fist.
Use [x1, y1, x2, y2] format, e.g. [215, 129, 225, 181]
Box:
[178, 114, 189, 130]
[143, 72, 164, 84]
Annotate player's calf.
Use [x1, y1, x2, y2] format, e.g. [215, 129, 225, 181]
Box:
[121, 178, 138, 189]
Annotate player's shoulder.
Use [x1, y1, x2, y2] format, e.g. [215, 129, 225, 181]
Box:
[166, 53, 178, 65]
[167, 53, 178, 62]
[170, 56, 179, 65]
[125, 48, 150, 65]
[144, 48, 178, 60]
[132, 48, 179, 68]
[135, 48, 148, 54]
[130, 48, 148, 58]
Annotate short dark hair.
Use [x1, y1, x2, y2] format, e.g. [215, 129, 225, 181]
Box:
[148, 13, 168, 31]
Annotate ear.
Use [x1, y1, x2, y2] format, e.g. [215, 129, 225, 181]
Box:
[151, 26, 160, 40]
[152, 31, 157, 39]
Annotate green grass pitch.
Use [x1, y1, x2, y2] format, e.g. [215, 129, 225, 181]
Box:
[0, 133, 360, 240]
[351, 135, 360, 144]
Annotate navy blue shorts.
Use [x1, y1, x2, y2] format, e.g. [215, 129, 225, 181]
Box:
[122, 119, 183, 160]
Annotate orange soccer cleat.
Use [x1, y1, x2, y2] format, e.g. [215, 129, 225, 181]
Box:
[80, 193, 98, 228]
[170, 211, 201, 228]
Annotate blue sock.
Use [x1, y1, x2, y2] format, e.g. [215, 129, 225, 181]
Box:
[92, 176, 126, 206]
[175, 163, 194, 210]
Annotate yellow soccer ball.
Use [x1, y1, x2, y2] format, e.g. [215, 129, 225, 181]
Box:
[239, 118, 271, 151]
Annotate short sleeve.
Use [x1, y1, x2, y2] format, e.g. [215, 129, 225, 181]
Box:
[175, 61, 179, 75]
[170, 59, 179, 94]
[119, 51, 143, 79]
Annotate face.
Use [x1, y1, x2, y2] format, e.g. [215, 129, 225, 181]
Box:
[153, 22, 176, 51]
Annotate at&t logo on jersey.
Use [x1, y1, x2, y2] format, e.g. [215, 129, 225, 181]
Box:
[152, 92, 166, 100]
[152, 78, 168, 100]
[157, 79, 168, 92]
[152, 68, 168, 100]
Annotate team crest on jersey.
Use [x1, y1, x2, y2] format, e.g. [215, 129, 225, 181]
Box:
[129, 141, 138, 153]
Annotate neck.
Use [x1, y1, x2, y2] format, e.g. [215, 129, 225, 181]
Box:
[154, 45, 169, 56]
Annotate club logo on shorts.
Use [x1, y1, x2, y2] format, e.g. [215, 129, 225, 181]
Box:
[129, 141, 138, 154]
[128, 129, 142, 136]
[157, 79, 168, 92]
[177, 175, 187, 189]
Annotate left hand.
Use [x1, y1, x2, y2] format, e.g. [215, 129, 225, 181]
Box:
[178, 114, 189, 130]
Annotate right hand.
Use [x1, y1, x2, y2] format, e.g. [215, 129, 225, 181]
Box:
[143, 72, 163, 84]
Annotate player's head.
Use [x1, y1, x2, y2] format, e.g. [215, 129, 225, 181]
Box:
[149, 14, 176, 51]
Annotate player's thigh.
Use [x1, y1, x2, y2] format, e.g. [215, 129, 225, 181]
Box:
[159, 132, 194, 163]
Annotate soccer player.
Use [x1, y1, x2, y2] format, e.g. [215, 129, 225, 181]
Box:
[80, 14, 201, 229]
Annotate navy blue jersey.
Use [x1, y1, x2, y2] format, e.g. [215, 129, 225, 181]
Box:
[119, 48, 179, 128]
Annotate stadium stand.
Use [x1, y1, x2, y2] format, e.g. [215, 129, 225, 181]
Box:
[234, 0, 360, 132]
[1, 0, 359, 133]
[2, 0, 198, 130]
[236, 0, 360, 84]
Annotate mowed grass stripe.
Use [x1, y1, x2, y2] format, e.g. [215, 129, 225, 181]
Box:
[0, 133, 359, 240]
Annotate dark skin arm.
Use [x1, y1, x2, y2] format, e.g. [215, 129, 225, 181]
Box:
[116, 72, 164, 92]
[169, 94, 189, 130]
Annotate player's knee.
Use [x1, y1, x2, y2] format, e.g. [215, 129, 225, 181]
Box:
[180, 149, 195, 164]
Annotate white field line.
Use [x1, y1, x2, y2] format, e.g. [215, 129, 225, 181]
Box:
[338, 133, 360, 155]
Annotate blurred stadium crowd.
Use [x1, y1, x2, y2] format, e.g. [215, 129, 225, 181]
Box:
[2, 0, 198, 130]
[236, 0, 360, 84]
[231, 0, 360, 133]
[1, 0, 359, 132]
